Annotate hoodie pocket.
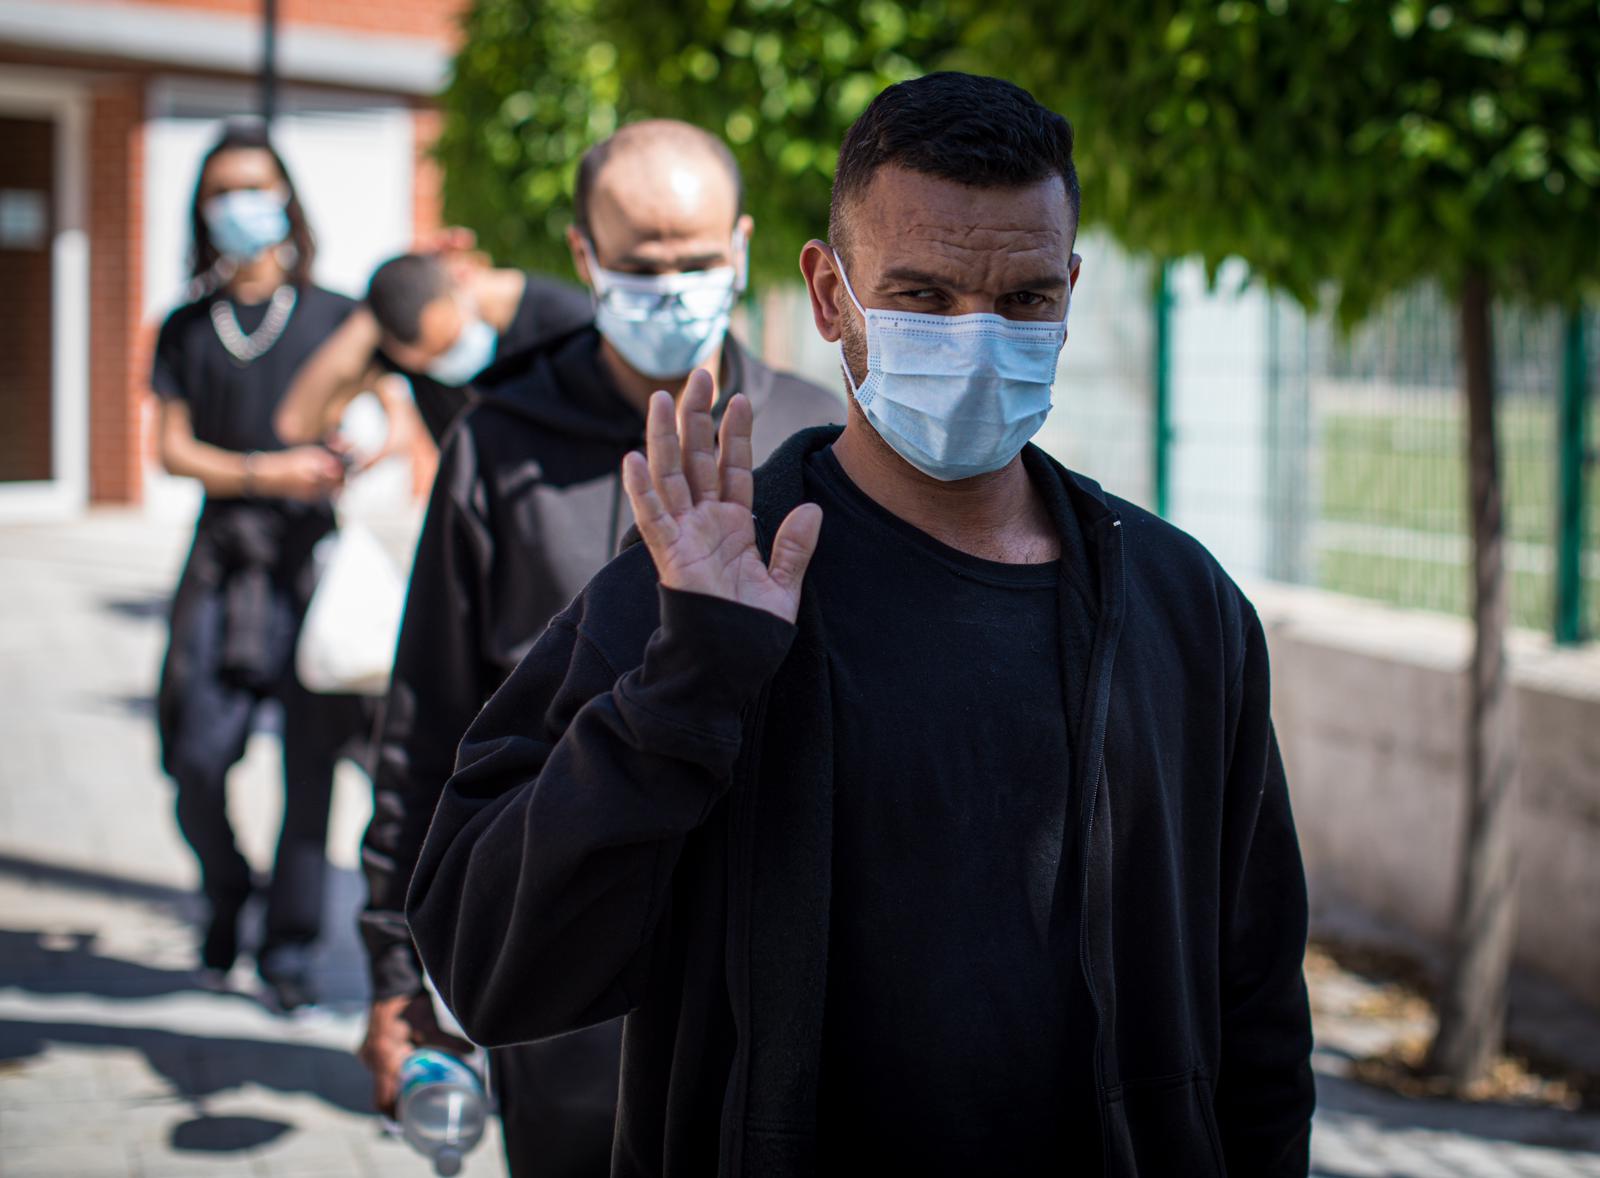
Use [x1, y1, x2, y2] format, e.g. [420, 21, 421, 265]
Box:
[1101, 1069, 1227, 1177]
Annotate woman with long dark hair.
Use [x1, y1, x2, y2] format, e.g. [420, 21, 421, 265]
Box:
[152, 120, 364, 1013]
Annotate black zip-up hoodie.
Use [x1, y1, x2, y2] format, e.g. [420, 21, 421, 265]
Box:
[361, 328, 841, 999]
[407, 426, 1315, 1178]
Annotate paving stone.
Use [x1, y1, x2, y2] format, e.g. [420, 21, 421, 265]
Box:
[0, 1143, 134, 1177]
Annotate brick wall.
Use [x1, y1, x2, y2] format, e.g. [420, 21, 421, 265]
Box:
[412, 104, 443, 242]
[118, 0, 469, 47]
[88, 75, 145, 504]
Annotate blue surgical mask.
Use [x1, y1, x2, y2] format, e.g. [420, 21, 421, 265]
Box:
[426, 314, 498, 386]
[203, 188, 290, 262]
[585, 235, 743, 379]
[834, 254, 1069, 481]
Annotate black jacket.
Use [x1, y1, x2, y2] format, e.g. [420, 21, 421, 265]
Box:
[158, 498, 335, 770]
[407, 427, 1315, 1177]
[360, 328, 841, 998]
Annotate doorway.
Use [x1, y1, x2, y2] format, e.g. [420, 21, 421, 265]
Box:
[0, 115, 56, 484]
[0, 73, 88, 521]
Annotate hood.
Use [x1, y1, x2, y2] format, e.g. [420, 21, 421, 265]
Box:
[471, 324, 764, 447]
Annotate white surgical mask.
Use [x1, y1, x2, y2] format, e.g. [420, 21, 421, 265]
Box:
[203, 188, 290, 262]
[585, 234, 744, 379]
[425, 313, 498, 386]
[834, 254, 1069, 481]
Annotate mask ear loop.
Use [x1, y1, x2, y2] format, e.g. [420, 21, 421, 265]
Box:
[830, 249, 869, 317]
[579, 236, 611, 310]
[830, 249, 871, 398]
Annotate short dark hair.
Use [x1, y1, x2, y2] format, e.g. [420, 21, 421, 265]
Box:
[188, 120, 315, 288]
[573, 120, 744, 240]
[366, 253, 453, 344]
[828, 72, 1080, 255]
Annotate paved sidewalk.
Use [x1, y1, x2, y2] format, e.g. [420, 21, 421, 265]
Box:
[0, 510, 504, 1177]
[2, 508, 1599, 1177]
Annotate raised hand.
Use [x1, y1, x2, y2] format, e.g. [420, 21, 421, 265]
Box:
[622, 369, 822, 624]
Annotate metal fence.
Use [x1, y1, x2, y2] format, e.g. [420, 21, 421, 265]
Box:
[1301, 291, 1598, 638]
[753, 230, 1597, 642]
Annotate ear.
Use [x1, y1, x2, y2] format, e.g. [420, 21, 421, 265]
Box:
[566, 225, 594, 287]
[1068, 252, 1082, 293]
[733, 213, 755, 285]
[799, 239, 848, 344]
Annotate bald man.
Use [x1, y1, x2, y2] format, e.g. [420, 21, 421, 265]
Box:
[358, 120, 839, 1175]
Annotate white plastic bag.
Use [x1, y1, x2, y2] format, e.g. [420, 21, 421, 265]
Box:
[295, 520, 405, 696]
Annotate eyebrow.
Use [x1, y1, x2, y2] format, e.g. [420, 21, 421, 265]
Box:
[879, 266, 1069, 292]
[612, 250, 727, 271]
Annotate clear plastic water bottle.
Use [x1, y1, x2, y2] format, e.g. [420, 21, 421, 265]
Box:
[397, 1048, 487, 1176]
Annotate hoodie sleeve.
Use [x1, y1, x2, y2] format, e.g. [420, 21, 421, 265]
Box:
[406, 573, 794, 1047]
[359, 427, 494, 1001]
[1213, 606, 1316, 1176]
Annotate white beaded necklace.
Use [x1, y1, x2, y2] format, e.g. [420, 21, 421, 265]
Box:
[210, 284, 298, 365]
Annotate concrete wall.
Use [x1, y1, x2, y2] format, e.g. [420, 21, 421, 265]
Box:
[1251, 580, 1600, 1009]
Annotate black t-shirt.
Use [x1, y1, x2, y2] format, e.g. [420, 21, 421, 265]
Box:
[152, 284, 357, 455]
[375, 272, 593, 444]
[805, 446, 1097, 1173]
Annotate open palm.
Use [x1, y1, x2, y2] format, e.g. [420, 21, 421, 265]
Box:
[622, 369, 822, 623]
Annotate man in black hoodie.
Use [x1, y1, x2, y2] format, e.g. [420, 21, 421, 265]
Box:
[409, 74, 1313, 1177]
[358, 120, 839, 1173]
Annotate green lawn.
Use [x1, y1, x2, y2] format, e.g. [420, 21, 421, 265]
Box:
[1315, 399, 1599, 636]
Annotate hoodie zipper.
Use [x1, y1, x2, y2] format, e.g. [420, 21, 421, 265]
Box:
[1077, 514, 1126, 1158]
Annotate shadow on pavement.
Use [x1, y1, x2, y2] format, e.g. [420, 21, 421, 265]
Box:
[100, 593, 171, 624]
[0, 851, 196, 917]
[1316, 1069, 1600, 1154]
[0, 1017, 373, 1125]
[0, 850, 373, 1010]
[0, 928, 211, 1001]
[170, 1113, 293, 1152]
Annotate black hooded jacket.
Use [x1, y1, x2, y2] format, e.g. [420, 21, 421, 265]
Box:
[406, 426, 1315, 1177]
[360, 327, 841, 999]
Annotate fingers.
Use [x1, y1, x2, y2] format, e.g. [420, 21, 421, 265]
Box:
[677, 368, 719, 502]
[644, 389, 692, 515]
[307, 448, 346, 485]
[622, 449, 678, 553]
[717, 394, 755, 510]
[767, 503, 823, 592]
[373, 1067, 400, 1119]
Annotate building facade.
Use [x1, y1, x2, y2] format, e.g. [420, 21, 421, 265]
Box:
[0, 0, 463, 517]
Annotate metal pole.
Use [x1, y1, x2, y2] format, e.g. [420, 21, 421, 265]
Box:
[1153, 260, 1173, 518]
[260, 0, 278, 125]
[1554, 306, 1589, 645]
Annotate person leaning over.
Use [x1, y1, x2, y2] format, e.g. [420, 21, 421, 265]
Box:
[274, 241, 592, 454]
[409, 73, 1314, 1177]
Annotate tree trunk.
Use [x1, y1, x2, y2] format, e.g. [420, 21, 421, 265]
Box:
[1426, 270, 1519, 1089]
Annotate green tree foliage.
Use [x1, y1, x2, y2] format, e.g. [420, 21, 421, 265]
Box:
[442, 0, 1598, 314]
[986, 0, 1600, 320]
[438, 0, 970, 284]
